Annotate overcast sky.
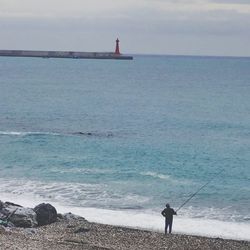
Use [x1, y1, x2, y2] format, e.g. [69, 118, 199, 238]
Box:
[0, 0, 250, 56]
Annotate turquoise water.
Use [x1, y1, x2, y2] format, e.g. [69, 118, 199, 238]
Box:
[0, 55, 250, 239]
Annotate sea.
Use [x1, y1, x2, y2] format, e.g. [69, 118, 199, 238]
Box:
[0, 55, 249, 240]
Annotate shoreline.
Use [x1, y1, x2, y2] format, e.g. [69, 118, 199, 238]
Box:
[1, 193, 250, 242]
[1, 215, 249, 250]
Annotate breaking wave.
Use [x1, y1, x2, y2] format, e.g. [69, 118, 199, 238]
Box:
[140, 171, 192, 185]
[140, 171, 171, 180]
[0, 131, 60, 136]
[0, 130, 114, 138]
[0, 178, 149, 210]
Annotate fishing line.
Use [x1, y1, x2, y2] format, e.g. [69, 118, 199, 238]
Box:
[176, 170, 223, 212]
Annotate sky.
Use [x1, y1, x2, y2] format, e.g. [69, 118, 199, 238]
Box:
[0, 0, 250, 56]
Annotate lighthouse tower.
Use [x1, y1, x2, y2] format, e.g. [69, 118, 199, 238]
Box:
[115, 38, 121, 55]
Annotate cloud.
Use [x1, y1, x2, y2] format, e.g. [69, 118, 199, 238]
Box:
[0, 0, 249, 56]
[1, 0, 250, 19]
[209, 0, 250, 4]
[0, 0, 148, 18]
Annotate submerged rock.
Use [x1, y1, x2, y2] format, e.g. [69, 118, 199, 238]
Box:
[34, 203, 57, 226]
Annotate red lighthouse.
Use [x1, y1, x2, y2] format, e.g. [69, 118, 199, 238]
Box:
[115, 38, 121, 55]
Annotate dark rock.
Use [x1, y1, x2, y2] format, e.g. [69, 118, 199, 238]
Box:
[0, 219, 8, 227]
[8, 207, 37, 228]
[34, 203, 57, 226]
[6, 221, 15, 228]
[63, 212, 84, 220]
[1, 202, 37, 228]
[0, 208, 10, 217]
[57, 213, 63, 219]
[4, 202, 22, 207]
[0, 200, 4, 210]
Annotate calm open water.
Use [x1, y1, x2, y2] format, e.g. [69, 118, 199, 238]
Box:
[0, 55, 250, 239]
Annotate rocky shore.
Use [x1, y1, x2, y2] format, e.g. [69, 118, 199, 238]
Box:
[0, 200, 249, 250]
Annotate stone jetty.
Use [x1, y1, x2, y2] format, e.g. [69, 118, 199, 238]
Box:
[0, 49, 133, 60]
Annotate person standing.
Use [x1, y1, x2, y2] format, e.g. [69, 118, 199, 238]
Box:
[161, 203, 177, 234]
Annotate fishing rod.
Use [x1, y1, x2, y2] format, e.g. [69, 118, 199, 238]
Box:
[176, 170, 223, 212]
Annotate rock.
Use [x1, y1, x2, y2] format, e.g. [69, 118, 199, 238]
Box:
[0, 203, 37, 228]
[34, 203, 57, 226]
[0, 219, 8, 227]
[0, 225, 6, 233]
[0, 212, 5, 220]
[8, 207, 37, 228]
[57, 213, 63, 220]
[6, 221, 15, 228]
[4, 202, 22, 207]
[23, 228, 37, 235]
[63, 212, 84, 220]
[0, 200, 4, 210]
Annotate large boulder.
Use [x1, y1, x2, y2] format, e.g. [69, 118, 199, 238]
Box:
[8, 207, 37, 228]
[0, 202, 37, 227]
[0, 202, 37, 228]
[34, 203, 57, 226]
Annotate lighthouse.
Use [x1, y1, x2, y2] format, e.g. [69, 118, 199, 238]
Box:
[115, 38, 121, 55]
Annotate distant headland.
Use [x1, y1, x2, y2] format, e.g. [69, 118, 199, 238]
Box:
[0, 38, 133, 60]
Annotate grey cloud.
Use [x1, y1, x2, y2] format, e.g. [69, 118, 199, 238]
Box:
[0, 1, 250, 56]
[1, 8, 249, 37]
[209, 0, 250, 4]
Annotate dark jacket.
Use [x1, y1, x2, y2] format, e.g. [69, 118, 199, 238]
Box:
[161, 207, 177, 221]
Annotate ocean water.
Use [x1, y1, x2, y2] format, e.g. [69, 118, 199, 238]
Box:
[0, 55, 250, 240]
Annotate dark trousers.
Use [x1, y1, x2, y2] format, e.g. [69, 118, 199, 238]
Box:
[165, 218, 173, 234]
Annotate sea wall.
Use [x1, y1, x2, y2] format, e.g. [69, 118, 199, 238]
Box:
[0, 50, 133, 60]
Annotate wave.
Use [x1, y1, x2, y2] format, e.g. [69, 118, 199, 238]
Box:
[0, 178, 149, 210]
[178, 205, 245, 222]
[140, 171, 192, 185]
[49, 167, 116, 175]
[140, 171, 171, 180]
[0, 131, 60, 136]
[0, 130, 114, 138]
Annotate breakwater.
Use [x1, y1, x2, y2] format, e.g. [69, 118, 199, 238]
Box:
[0, 50, 133, 60]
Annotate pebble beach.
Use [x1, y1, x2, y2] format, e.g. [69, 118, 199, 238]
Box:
[1, 215, 249, 250]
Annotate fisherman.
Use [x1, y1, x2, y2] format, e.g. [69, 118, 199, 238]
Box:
[161, 203, 177, 234]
